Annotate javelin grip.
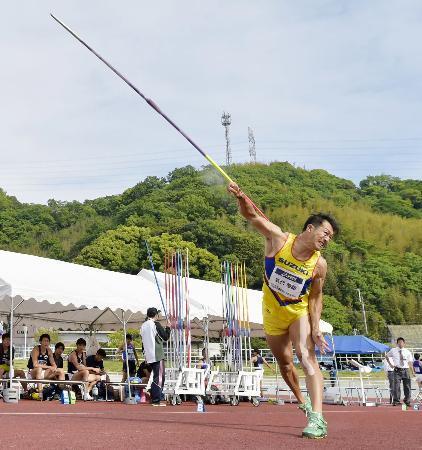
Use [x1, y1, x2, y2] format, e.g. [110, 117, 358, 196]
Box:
[204, 155, 268, 220]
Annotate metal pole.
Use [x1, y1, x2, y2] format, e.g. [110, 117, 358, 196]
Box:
[356, 289, 368, 335]
[23, 326, 28, 359]
[110, 309, 135, 403]
[122, 314, 132, 400]
[9, 297, 14, 387]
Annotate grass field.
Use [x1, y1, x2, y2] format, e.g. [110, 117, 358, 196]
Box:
[12, 359, 388, 380]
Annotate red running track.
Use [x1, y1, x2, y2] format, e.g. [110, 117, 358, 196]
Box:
[0, 401, 420, 449]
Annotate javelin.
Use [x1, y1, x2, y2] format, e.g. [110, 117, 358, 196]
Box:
[144, 240, 167, 317]
[50, 13, 268, 220]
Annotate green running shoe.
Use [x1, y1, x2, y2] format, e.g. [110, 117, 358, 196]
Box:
[302, 412, 328, 439]
[298, 397, 312, 416]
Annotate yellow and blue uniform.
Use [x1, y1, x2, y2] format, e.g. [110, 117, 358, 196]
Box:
[262, 233, 320, 335]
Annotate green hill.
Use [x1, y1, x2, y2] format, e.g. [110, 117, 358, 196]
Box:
[0, 162, 420, 339]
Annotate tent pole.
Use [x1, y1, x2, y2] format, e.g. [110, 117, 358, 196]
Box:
[9, 296, 14, 388]
[122, 313, 132, 401]
[9, 297, 24, 389]
[330, 334, 342, 403]
[109, 309, 135, 404]
[89, 307, 111, 329]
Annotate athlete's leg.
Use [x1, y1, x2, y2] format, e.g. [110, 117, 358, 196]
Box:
[121, 363, 127, 383]
[43, 368, 56, 380]
[30, 367, 44, 392]
[55, 368, 65, 381]
[289, 315, 323, 413]
[71, 369, 89, 382]
[14, 369, 28, 391]
[266, 333, 305, 404]
[71, 369, 90, 397]
[87, 373, 100, 393]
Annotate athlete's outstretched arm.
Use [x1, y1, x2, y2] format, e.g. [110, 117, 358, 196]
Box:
[308, 258, 330, 354]
[227, 182, 282, 240]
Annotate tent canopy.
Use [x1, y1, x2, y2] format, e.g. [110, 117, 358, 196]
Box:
[0, 251, 263, 333]
[320, 335, 390, 354]
[0, 250, 332, 339]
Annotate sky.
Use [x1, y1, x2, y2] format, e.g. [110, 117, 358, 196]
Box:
[1, 1, 421, 204]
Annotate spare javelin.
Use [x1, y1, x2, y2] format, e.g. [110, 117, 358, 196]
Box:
[50, 13, 268, 220]
[144, 240, 167, 318]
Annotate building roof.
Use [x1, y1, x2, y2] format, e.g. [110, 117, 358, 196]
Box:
[387, 325, 422, 347]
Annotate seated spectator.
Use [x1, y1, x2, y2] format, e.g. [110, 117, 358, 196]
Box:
[0, 332, 27, 390]
[28, 333, 65, 392]
[53, 342, 65, 369]
[67, 338, 101, 400]
[136, 360, 152, 384]
[86, 349, 110, 383]
[116, 334, 139, 382]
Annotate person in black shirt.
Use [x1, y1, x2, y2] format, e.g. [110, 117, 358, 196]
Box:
[86, 349, 109, 382]
[136, 360, 152, 384]
[0, 333, 27, 390]
[53, 342, 65, 369]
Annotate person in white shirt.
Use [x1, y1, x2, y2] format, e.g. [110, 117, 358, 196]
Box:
[383, 354, 395, 404]
[386, 337, 415, 406]
[140, 307, 170, 406]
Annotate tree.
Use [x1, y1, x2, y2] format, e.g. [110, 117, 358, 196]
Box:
[105, 328, 142, 349]
[33, 327, 60, 345]
[74, 226, 152, 273]
[321, 295, 353, 335]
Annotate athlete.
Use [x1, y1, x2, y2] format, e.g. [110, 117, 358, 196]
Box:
[116, 334, 139, 382]
[28, 333, 65, 393]
[228, 182, 338, 439]
[0, 333, 28, 391]
[67, 338, 101, 400]
[251, 348, 274, 397]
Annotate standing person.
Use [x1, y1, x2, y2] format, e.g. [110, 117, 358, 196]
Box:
[386, 337, 415, 406]
[413, 353, 422, 398]
[251, 349, 273, 372]
[28, 334, 65, 392]
[140, 308, 170, 406]
[197, 348, 210, 370]
[228, 182, 337, 439]
[116, 334, 139, 382]
[67, 338, 101, 400]
[383, 352, 395, 404]
[251, 349, 274, 398]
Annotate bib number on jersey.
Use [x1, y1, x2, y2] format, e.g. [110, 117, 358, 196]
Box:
[268, 266, 306, 300]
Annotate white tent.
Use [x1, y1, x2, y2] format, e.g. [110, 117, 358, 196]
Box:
[137, 269, 263, 323]
[0, 250, 162, 315]
[0, 250, 332, 332]
[0, 250, 262, 323]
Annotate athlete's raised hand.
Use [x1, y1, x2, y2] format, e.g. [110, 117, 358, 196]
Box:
[312, 330, 330, 355]
[227, 182, 244, 199]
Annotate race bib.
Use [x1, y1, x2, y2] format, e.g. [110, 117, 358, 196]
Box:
[268, 266, 306, 299]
